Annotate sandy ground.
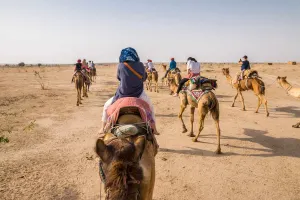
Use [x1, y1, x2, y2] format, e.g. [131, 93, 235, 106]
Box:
[0, 63, 300, 200]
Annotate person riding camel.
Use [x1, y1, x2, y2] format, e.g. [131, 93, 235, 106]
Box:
[99, 47, 160, 136]
[147, 59, 156, 72]
[240, 55, 250, 79]
[81, 59, 90, 73]
[173, 57, 200, 97]
[91, 61, 95, 69]
[88, 60, 93, 70]
[71, 59, 83, 82]
[164, 57, 179, 78]
[235, 55, 251, 83]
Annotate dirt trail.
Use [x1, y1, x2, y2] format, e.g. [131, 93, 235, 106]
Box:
[1, 64, 300, 200]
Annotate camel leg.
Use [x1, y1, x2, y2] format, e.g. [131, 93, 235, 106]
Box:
[178, 104, 188, 133]
[193, 113, 206, 142]
[238, 90, 246, 111]
[76, 87, 80, 106]
[255, 96, 262, 113]
[214, 119, 221, 154]
[231, 92, 239, 107]
[260, 95, 269, 117]
[188, 107, 196, 137]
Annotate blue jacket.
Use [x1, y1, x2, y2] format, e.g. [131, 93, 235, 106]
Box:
[169, 60, 177, 70]
[241, 60, 250, 71]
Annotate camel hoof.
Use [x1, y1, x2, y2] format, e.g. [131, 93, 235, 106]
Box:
[188, 133, 195, 137]
[76, 104, 79, 106]
[231, 104, 235, 107]
[242, 108, 246, 111]
[192, 138, 197, 142]
[215, 148, 222, 154]
[266, 113, 270, 117]
[182, 128, 188, 133]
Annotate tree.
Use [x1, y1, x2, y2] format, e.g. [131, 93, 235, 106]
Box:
[18, 62, 25, 67]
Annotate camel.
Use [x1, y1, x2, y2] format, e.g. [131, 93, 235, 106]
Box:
[222, 68, 269, 117]
[166, 70, 182, 94]
[168, 78, 221, 154]
[73, 72, 83, 106]
[95, 114, 156, 199]
[146, 70, 159, 93]
[277, 76, 300, 128]
[277, 76, 300, 98]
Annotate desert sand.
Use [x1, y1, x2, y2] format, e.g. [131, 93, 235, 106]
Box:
[0, 63, 300, 200]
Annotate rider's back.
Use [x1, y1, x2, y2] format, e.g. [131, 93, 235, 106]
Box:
[114, 61, 147, 102]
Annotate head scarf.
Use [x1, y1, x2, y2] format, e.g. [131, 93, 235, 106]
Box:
[119, 47, 140, 63]
[77, 59, 81, 63]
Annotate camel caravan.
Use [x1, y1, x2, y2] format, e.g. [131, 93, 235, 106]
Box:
[71, 59, 97, 106]
[67, 48, 299, 199]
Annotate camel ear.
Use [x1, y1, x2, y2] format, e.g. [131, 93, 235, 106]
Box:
[133, 136, 146, 162]
[96, 139, 109, 162]
[283, 76, 287, 80]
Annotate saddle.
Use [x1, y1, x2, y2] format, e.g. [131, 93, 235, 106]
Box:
[105, 97, 156, 142]
[242, 69, 259, 79]
[170, 68, 181, 74]
[185, 76, 218, 91]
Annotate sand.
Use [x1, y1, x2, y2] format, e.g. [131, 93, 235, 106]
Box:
[0, 63, 299, 200]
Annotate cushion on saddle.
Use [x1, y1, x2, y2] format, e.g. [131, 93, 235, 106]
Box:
[105, 97, 155, 132]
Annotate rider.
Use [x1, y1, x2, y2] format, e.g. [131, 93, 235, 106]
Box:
[88, 61, 93, 70]
[240, 55, 251, 80]
[164, 57, 178, 78]
[91, 61, 95, 69]
[147, 59, 156, 72]
[100, 47, 160, 135]
[173, 57, 200, 97]
[71, 59, 82, 82]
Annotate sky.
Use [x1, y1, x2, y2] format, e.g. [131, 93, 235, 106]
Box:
[0, 0, 299, 64]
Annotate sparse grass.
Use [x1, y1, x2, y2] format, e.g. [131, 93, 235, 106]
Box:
[23, 120, 36, 132]
[0, 125, 14, 134]
[0, 136, 9, 143]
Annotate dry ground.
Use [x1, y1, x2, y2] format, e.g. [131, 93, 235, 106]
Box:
[0, 63, 299, 200]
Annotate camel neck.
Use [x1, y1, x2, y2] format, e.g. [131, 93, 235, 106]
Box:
[225, 74, 233, 85]
[281, 81, 292, 91]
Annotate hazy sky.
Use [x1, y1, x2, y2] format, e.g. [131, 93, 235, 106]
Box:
[0, 0, 299, 63]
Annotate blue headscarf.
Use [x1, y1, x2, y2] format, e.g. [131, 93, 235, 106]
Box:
[119, 47, 140, 63]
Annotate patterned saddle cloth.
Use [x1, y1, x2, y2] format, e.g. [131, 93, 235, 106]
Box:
[185, 89, 210, 103]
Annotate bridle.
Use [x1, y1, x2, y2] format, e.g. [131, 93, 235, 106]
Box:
[98, 138, 143, 200]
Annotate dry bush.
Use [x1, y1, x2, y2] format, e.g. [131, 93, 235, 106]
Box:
[0, 136, 9, 143]
[23, 120, 36, 132]
[34, 71, 47, 90]
[18, 62, 25, 67]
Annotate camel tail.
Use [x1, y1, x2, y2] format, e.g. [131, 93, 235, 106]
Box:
[208, 92, 220, 120]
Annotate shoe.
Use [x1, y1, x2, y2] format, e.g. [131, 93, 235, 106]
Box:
[173, 93, 178, 97]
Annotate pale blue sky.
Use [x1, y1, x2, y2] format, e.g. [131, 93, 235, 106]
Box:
[0, 0, 299, 64]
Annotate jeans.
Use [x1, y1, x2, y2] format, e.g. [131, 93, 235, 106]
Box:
[176, 78, 189, 94]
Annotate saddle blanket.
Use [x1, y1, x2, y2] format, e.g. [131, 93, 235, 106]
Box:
[105, 97, 155, 131]
[185, 89, 210, 103]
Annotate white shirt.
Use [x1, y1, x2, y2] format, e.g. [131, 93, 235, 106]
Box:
[187, 60, 200, 74]
[88, 62, 93, 68]
[147, 62, 154, 70]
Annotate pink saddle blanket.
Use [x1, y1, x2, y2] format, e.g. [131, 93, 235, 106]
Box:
[105, 97, 155, 131]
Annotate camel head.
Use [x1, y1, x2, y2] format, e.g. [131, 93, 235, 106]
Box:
[222, 68, 230, 75]
[96, 136, 145, 200]
[277, 76, 287, 84]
